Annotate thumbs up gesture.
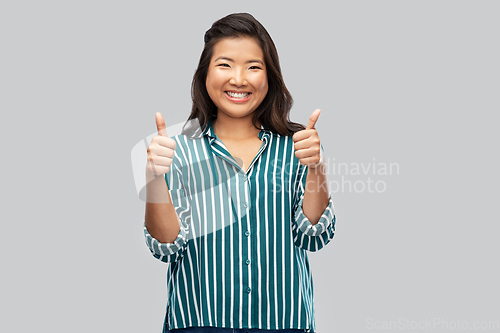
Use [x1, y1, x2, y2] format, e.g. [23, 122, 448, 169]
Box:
[293, 109, 324, 169]
[146, 112, 177, 176]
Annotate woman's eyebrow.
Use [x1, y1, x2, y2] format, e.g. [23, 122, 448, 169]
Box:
[214, 56, 264, 65]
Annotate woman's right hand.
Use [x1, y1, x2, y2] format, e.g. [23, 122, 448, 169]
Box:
[146, 112, 177, 176]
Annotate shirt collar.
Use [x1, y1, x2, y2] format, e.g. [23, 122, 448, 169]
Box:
[190, 114, 279, 140]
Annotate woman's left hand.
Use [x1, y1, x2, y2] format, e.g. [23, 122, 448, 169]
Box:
[292, 109, 324, 169]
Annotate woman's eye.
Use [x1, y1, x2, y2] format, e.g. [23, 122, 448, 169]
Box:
[218, 63, 230, 67]
[249, 66, 261, 70]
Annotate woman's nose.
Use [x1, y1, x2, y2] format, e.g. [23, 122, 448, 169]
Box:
[229, 69, 247, 86]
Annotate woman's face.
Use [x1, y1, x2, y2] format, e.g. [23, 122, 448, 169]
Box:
[206, 37, 268, 121]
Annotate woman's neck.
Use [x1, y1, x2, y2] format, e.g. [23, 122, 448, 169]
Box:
[212, 113, 261, 140]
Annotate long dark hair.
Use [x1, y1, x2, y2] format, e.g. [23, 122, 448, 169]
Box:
[182, 13, 306, 137]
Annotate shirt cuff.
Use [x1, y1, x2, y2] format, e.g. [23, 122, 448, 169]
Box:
[294, 194, 334, 237]
[143, 222, 188, 257]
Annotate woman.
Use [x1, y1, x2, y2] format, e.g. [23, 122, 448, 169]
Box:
[144, 13, 335, 333]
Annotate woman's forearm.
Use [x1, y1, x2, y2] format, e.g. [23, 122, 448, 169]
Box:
[302, 162, 330, 225]
[144, 174, 181, 244]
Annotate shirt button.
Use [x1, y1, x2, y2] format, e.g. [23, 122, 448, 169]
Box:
[246, 287, 251, 293]
[243, 202, 248, 208]
[244, 230, 250, 237]
[243, 175, 248, 181]
[246, 259, 251, 265]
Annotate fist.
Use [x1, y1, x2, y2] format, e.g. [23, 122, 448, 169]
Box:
[146, 112, 177, 176]
[293, 109, 324, 168]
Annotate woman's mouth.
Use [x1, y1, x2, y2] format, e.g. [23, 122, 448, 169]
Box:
[225, 91, 252, 102]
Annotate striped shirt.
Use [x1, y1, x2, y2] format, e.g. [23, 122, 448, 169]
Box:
[144, 115, 336, 333]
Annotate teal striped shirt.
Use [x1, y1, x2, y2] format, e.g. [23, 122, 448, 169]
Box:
[144, 115, 335, 333]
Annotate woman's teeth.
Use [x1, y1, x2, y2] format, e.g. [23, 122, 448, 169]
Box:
[226, 91, 250, 98]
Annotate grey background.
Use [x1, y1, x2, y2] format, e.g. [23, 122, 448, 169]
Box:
[1, 0, 498, 332]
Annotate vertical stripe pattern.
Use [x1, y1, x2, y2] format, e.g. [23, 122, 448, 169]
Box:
[144, 115, 335, 333]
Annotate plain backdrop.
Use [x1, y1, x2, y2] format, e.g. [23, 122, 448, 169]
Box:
[1, 1, 499, 332]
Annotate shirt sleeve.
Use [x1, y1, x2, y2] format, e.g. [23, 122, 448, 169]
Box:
[144, 145, 191, 263]
[291, 159, 336, 252]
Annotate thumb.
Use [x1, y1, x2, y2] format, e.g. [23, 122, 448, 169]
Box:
[155, 112, 168, 137]
[306, 109, 321, 130]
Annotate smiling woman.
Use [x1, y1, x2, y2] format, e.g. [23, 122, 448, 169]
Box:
[143, 12, 336, 333]
[206, 37, 269, 125]
[186, 13, 305, 138]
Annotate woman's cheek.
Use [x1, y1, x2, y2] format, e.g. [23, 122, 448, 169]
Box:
[259, 74, 269, 91]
